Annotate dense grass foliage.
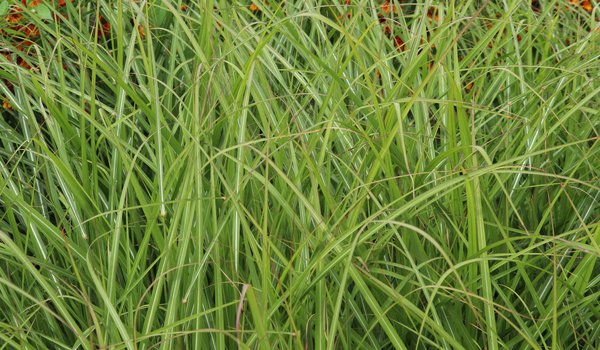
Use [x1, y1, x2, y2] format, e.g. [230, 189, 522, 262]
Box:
[0, 0, 599, 349]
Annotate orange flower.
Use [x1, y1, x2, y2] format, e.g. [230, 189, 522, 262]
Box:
[465, 81, 474, 94]
[2, 99, 13, 110]
[393, 35, 405, 51]
[582, 0, 592, 12]
[5, 13, 23, 24]
[382, 24, 392, 38]
[568, 0, 593, 12]
[381, 1, 398, 15]
[57, 0, 74, 6]
[137, 24, 145, 38]
[249, 3, 259, 12]
[181, 4, 188, 11]
[1, 51, 11, 62]
[18, 39, 35, 47]
[97, 15, 110, 37]
[20, 24, 40, 38]
[17, 56, 32, 69]
[427, 7, 439, 22]
[337, 11, 351, 20]
[29, 0, 43, 7]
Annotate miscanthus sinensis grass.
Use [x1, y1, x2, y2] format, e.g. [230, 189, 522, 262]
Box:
[0, 0, 598, 349]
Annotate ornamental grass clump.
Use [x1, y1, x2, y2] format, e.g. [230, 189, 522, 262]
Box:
[0, 0, 598, 349]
